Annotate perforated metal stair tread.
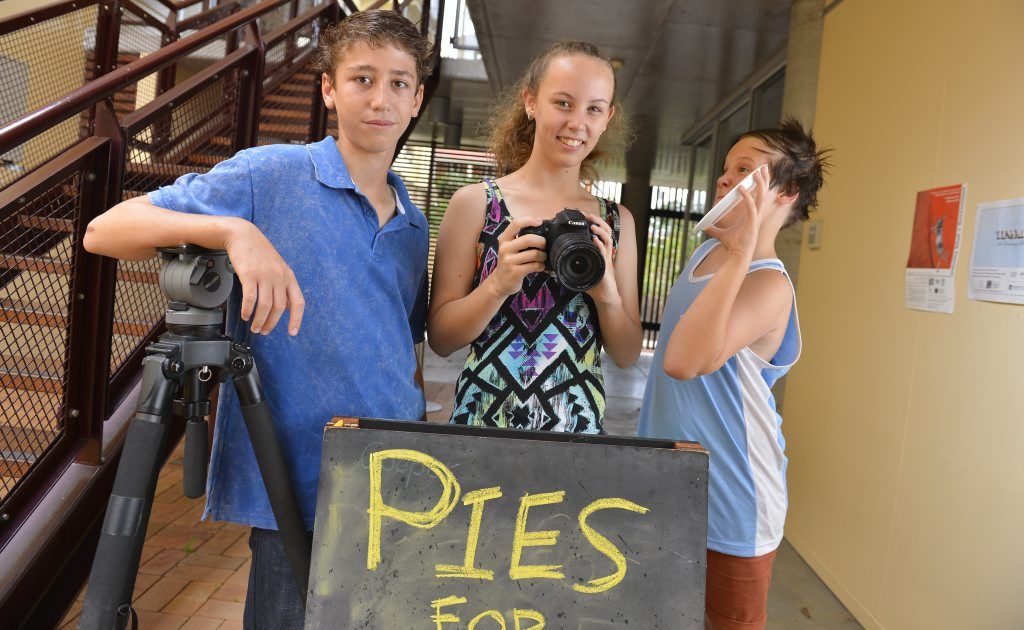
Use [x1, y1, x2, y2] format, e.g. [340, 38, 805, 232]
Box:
[261, 108, 310, 121]
[0, 388, 62, 427]
[264, 93, 310, 106]
[16, 214, 75, 233]
[0, 367, 63, 394]
[0, 305, 155, 337]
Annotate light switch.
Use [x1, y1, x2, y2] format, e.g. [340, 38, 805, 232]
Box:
[807, 220, 823, 249]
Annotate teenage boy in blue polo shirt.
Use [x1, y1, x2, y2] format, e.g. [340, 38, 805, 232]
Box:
[84, 11, 432, 628]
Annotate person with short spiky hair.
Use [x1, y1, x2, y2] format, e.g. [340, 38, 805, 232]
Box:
[84, 10, 433, 628]
[638, 118, 831, 630]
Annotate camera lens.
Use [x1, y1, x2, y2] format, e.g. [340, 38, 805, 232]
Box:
[554, 242, 604, 292]
[569, 255, 591, 276]
[542, 209, 606, 292]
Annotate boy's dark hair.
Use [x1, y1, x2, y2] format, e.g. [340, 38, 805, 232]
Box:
[733, 117, 832, 226]
[314, 9, 433, 85]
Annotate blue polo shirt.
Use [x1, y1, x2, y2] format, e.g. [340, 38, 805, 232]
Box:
[149, 136, 428, 530]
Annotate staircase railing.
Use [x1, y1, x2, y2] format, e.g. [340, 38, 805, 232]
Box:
[0, 0, 443, 625]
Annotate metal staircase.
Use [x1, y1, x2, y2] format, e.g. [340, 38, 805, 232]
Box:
[0, 1, 444, 625]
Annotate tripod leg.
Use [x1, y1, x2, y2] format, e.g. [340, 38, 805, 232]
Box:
[80, 355, 177, 630]
[180, 372, 211, 499]
[232, 354, 312, 604]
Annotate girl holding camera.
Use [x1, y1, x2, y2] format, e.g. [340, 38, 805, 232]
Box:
[427, 41, 642, 433]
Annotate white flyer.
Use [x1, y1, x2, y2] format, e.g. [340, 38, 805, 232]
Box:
[968, 198, 1024, 305]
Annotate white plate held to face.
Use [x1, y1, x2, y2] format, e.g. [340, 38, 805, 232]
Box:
[692, 164, 768, 233]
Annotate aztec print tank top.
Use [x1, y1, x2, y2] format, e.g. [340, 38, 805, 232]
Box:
[450, 179, 621, 434]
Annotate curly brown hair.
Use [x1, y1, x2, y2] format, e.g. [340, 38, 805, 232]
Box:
[486, 41, 633, 182]
[734, 117, 832, 227]
[313, 9, 433, 85]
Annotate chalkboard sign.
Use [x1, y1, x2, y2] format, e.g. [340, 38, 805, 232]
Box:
[305, 418, 709, 629]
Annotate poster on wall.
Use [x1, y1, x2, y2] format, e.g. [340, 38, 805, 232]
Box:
[967, 198, 1024, 304]
[905, 184, 966, 313]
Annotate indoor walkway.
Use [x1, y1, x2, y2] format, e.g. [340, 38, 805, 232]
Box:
[59, 348, 862, 629]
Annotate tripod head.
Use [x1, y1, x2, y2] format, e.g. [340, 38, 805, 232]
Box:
[157, 245, 233, 333]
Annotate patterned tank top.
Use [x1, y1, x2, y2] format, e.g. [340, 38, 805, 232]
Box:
[450, 179, 621, 434]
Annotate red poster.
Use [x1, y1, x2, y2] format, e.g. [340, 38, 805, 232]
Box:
[906, 184, 965, 270]
[905, 184, 966, 313]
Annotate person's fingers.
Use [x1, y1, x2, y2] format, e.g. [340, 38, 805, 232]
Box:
[584, 212, 611, 230]
[737, 186, 758, 218]
[586, 215, 614, 248]
[704, 225, 723, 240]
[286, 279, 305, 336]
[261, 283, 288, 334]
[511, 233, 547, 252]
[239, 274, 257, 322]
[497, 219, 519, 243]
[249, 279, 273, 333]
[753, 168, 770, 208]
[591, 223, 613, 248]
[500, 216, 541, 242]
[507, 249, 547, 266]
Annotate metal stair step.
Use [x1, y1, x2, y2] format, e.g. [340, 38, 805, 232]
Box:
[0, 425, 61, 460]
[0, 321, 145, 362]
[16, 214, 75, 233]
[0, 454, 34, 479]
[264, 93, 310, 106]
[260, 107, 310, 121]
[258, 122, 307, 135]
[0, 301, 157, 337]
[0, 368, 62, 394]
[0, 387, 62, 429]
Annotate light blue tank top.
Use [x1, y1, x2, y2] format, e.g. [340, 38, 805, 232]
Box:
[637, 238, 801, 557]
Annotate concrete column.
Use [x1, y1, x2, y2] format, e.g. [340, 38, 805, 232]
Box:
[781, 0, 825, 128]
[776, 0, 824, 407]
[777, 0, 825, 292]
[620, 115, 656, 287]
[620, 175, 652, 285]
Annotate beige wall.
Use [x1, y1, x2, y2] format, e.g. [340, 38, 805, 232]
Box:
[783, 0, 1024, 629]
[0, 4, 93, 174]
[0, 1, 55, 18]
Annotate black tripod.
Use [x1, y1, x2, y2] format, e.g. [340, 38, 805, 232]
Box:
[79, 247, 311, 630]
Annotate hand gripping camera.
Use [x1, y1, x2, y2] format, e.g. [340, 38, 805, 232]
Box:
[520, 208, 605, 292]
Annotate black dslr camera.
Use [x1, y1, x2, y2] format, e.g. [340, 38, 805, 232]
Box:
[520, 208, 605, 292]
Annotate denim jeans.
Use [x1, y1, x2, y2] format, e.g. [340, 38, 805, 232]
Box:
[244, 527, 307, 630]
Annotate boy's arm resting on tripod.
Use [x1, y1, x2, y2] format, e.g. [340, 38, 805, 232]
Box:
[84, 194, 244, 260]
[84, 195, 306, 336]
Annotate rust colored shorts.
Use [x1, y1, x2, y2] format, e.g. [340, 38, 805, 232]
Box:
[705, 548, 777, 630]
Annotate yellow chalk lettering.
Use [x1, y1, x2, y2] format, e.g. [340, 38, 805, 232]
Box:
[430, 595, 466, 629]
[573, 498, 650, 594]
[509, 490, 566, 580]
[436, 486, 503, 580]
[367, 449, 461, 570]
[513, 608, 545, 629]
[468, 610, 506, 630]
